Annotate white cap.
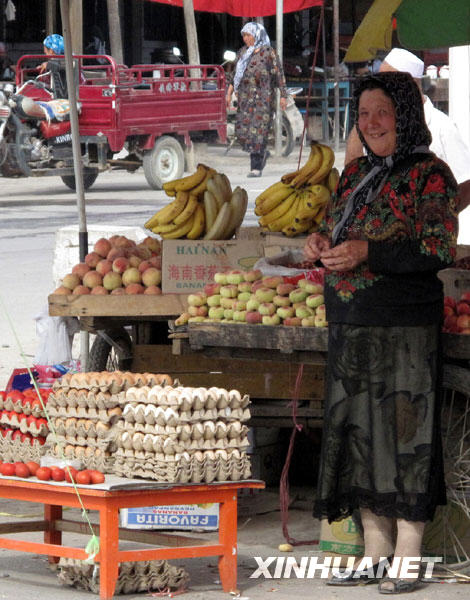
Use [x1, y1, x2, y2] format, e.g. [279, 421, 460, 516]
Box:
[382, 48, 424, 78]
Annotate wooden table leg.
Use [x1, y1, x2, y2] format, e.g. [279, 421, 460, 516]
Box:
[44, 504, 62, 564]
[98, 504, 119, 600]
[218, 491, 238, 592]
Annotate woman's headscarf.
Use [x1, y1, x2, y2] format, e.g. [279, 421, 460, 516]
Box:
[43, 34, 64, 55]
[233, 22, 270, 91]
[332, 71, 432, 245]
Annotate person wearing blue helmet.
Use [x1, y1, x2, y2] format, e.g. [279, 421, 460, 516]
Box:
[38, 33, 67, 98]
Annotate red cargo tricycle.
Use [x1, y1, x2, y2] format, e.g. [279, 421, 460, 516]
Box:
[0, 55, 227, 190]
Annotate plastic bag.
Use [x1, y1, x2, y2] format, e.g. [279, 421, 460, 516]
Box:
[254, 249, 325, 285]
[34, 306, 80, 365]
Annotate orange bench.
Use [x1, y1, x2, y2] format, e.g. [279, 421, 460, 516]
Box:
[0, 477, 264, 598]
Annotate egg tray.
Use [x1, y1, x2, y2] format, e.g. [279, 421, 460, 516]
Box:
[50, 418, 115, 439]
[57, 557, 189, 595]
[1, 405, 46, 418]
[48, 434, 116, 451]
[45, 405, 122, 422]
[118, 420, 248, 438]
[48, 389, 122, 410]
[124, 385, 250, 411]
[2, 398, 48, 415]
[0, 415, 49, 437]
[48, 441, 114, 471]
[113, 453, 251, 483]
[53, 371, 175, 394]
[0, 435, 46, 463]
[122, 404, 251, 425]
[117, 431, 250, 454]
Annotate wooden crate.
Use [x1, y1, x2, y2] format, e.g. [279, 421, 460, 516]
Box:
[48, 294, 187, 318]
[187, 322, 328, 353]
[132, 344, 325, 403]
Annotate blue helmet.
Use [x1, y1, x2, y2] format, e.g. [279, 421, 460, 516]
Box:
[43, 34, 64, 55]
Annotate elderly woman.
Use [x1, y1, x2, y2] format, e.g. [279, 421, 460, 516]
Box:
[226, 22, 287, 177]
[304, 72, 458, 593]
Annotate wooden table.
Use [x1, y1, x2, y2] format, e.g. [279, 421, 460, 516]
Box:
[0, 476, 264, 599]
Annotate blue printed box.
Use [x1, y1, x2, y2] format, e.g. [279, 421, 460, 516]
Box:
[120, 504, 219, 530]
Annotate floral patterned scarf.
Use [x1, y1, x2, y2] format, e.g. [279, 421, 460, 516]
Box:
[233, 22, 271, 92]
[332, 72, 432, 245]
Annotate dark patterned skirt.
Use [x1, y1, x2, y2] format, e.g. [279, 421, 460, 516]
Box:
[313, 323, 447, 523]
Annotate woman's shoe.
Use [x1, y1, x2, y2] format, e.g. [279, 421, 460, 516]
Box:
[327, 556, 393, 587]
[247, 170, 262, 177]
[378, 563, 425, 594]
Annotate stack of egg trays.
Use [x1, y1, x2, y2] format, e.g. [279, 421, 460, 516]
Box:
[46, 372, 176, 473]
[113, 385, 252, 483]
[57, 557, 189, 595]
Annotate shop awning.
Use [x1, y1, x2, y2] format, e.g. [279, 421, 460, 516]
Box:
[146, 0, 323, 17]
[344, 0, 470, 63]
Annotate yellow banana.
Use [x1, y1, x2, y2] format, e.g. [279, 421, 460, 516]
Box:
[290, 143, 323, 188]
[144, 212, 162, 230]
[214, 172, 232, 203]
[160, 214, 196, 239]
[255, 180, 289, 204]
[327, 167, 340, 193]
[206, 176, 226, 210]
[305, 184, 331, 208]
[173, 193, 199, 225]
[224, 186, 248, 238]
[283, 219, 313, 237]
[151, 221, 183, 234]
[165, 188, 176, 197]
[203, 190, 218, 233]
[190, 167, 217, 198]
[281, 170, 300, 185]
[204, 202, 232, 240]
[267, 194, 301, 232]
[174, 164, 208, 192]
[151, 191, 189, 225]
[186, 203, 206, 239]
[307, 143, 335, 185]
[255, 183, 294, 216]
[258, 191, 297, 227]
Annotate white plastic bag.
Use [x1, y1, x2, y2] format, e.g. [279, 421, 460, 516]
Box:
[34, 306, 80, 365]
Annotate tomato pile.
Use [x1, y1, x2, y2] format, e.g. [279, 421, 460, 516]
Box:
[0, 460, 105, 484]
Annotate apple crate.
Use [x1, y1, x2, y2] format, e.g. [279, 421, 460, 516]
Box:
[438, 268, 470, 300]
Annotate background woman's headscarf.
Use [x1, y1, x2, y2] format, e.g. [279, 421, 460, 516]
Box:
[233, 22, 270, 92]
[332, 71, 431, 245]
[43, 34, 64, 55]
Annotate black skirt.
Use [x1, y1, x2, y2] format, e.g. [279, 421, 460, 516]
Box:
[313, 323, 447, 523]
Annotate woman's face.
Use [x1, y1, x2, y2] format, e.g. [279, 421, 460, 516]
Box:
[242, 33, 255, 47]
[358, 88, 397, 157]
[44, 45, 54, 56]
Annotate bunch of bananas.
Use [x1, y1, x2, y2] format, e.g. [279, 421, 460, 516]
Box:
[144, 164, 248, 240]
[255, 142, 339, 237]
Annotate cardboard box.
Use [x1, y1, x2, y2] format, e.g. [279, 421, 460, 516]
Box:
[120, 504, 219, 530]
[263, 233, 308, 258]
[319, 516, 364, 557]
[161, 239, 263, 293]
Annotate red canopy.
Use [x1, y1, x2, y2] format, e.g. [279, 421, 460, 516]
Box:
[147, 0, 323, 17]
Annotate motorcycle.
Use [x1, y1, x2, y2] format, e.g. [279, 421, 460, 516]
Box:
[0, 74, 98, 189]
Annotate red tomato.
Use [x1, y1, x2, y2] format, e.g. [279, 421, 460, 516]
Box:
[0, 463, 16, 476]
[36, 466, 52, 481]
[51, 467, 65, 482]
[76, 470, 91, 485]
[89, 470, 105, 485]
[64, 467, 78, 483]
[11, 430, 22, 441]
[36, 436, 46, 446]
[14, 463, 31, 478]
[26, 415, 36, 426]
[26, 461, 40, 475]
[31, 399, 43, 410]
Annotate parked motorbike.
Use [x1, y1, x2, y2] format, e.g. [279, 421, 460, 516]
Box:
[0, 75, 98, 189]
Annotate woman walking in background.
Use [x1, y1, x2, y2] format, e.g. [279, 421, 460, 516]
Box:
[226, 22, 287, 177]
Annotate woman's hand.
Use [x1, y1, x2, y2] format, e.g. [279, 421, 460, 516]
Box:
[280, 97, 287, 111]
[304, 233, 330, 262]
[38, 61, 48, 74]
[320, 240, 368, 271]
[226, 84, 234, 110]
